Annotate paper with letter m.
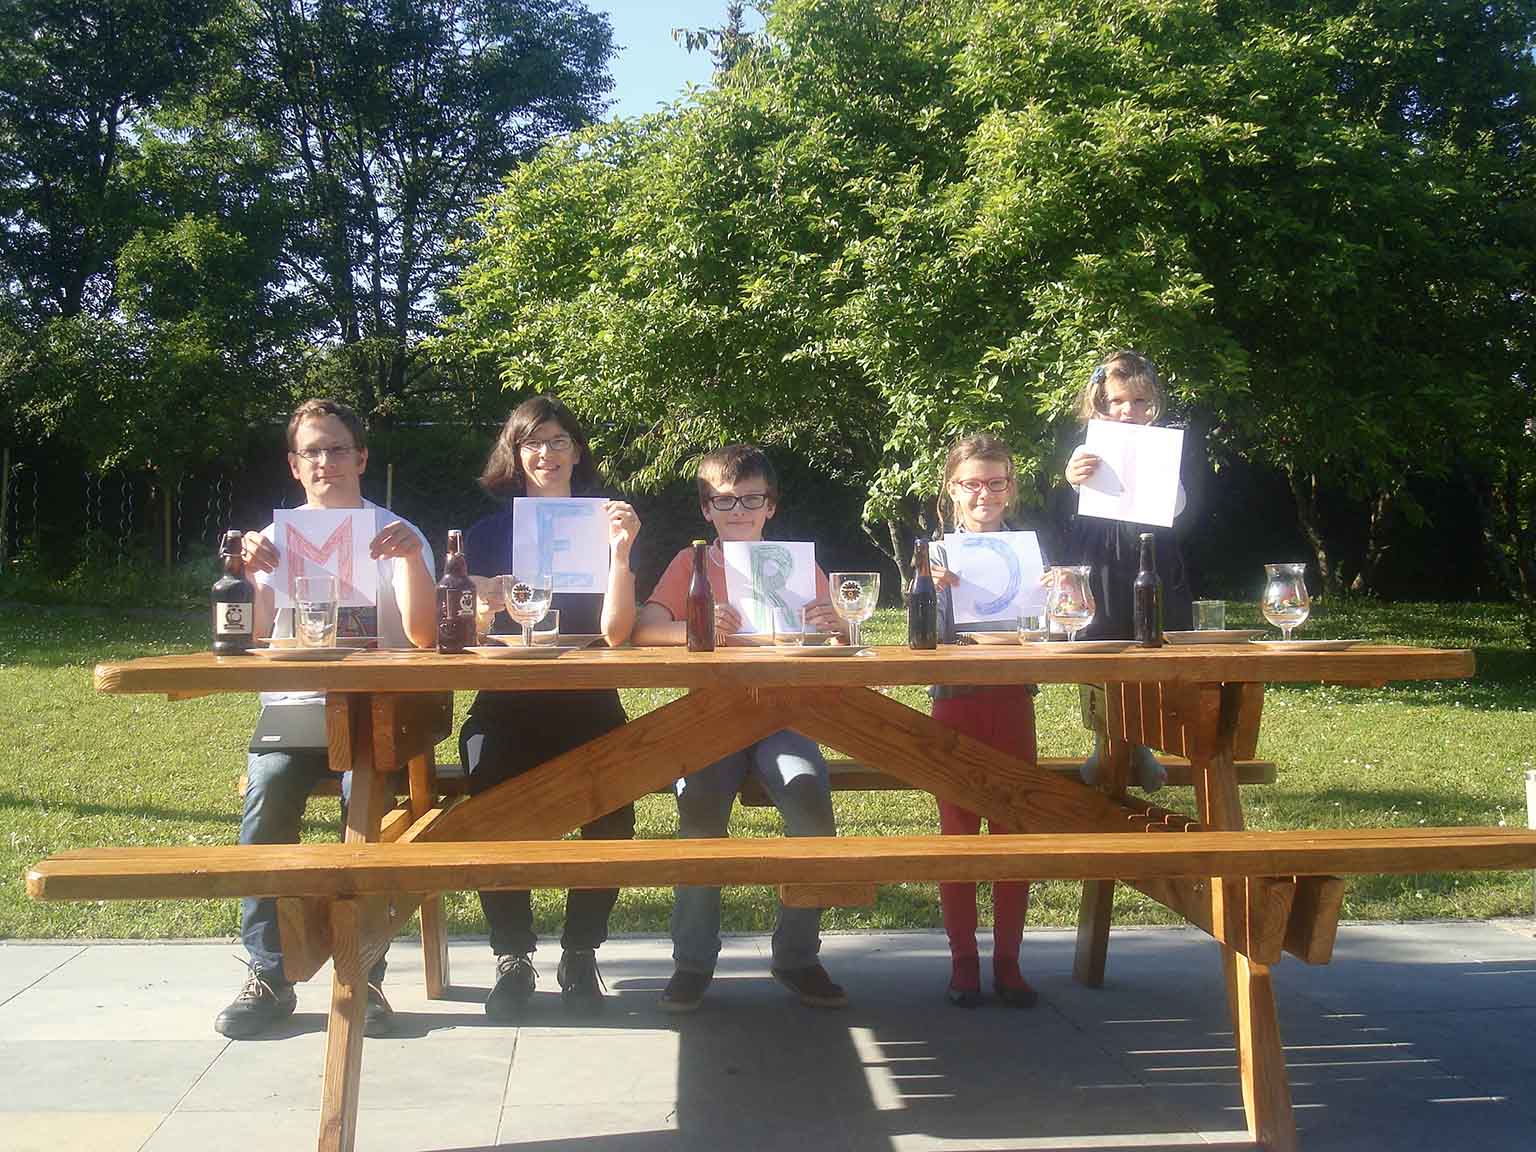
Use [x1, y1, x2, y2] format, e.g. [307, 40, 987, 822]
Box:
[511, 497, 610, 592]
[1076, 420, 1185, 528]
[272, 508, 380, 609]
[722, 540, 817, 635]
[943, 531, 1046, 626]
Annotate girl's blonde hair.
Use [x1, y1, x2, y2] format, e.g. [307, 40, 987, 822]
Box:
[1076, 350, 1165, 423]
[938, 432, 1016, 532]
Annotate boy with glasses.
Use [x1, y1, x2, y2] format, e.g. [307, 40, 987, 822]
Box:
[634, 444, 848, 1012]
[215, 398, 436, 1040]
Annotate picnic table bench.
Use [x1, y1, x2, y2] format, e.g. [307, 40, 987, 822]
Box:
[31, 641, 1536, 1152]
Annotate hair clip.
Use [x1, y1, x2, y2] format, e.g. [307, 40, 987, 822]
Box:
[1090, 365, 1107, 388]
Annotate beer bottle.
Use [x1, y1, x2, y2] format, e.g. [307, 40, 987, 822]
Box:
[907, 538, 938, 650]
[211, 530, 255, 654]
[436, 529, 476, 653]
[685, 539, 716, 652]
[1134, 532, 1164, 647]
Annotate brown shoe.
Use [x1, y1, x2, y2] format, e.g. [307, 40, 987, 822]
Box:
[659, 967, 712, 1014]
[771, 964, 847, 1009]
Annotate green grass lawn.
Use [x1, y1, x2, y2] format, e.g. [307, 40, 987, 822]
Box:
[2, 601, 1533, 942]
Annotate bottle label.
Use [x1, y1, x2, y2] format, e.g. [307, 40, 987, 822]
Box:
[214, 602, 253, 635]
[440, 590, 475, 621]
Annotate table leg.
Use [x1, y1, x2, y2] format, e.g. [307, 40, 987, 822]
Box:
[1074, 688, 1132, 987]
[1194, 684, 1296, 1152]
[318, 899, 368, 1152]
[406, 751, 450, 997]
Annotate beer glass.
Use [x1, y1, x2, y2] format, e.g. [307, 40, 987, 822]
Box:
[828, 572, 880, 647]
[1261, 563, 1310, 641]
[1193, 600, 1226, 631]
[294, 576, 339, 648]
[501, 574, 554, 647]
[1044, 565, 1095, 642]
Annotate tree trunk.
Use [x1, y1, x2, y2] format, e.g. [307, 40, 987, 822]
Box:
[163, 482, 173, 570]
[1350, 487, 1394, 595]
[1285, 467, 1342, 599]
[0, 443, 10, 567]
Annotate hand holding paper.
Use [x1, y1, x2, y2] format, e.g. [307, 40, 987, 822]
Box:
[1075, 420, 1185, 528]
[512, 497, 611, 592]
[721, 540, 818, 635]
[941, 531, 1046, 626]
[272, 508, 381, 609]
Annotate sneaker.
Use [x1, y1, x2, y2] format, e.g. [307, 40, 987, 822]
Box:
[994, 976, 1039, 1010]
[364, 982, 395, 1038]
[556, 948, 605, 1016]
[214, 964, 297, 1039]
[658, 968, 712, 1014]
[771, 964, 847, 1009]
[485, 952, 536, 1022]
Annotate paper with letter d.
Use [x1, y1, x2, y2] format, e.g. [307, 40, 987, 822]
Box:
[272, 508, 380, 610]
[511, 497, 610, 592]
[1076, 420, 1185, 528]
[942, 531, 1046, 626]
[722, 540, 817, 635]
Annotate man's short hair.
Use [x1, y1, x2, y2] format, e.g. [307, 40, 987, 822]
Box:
[697, 443, 779, 507]
[287, 398, 367, 451]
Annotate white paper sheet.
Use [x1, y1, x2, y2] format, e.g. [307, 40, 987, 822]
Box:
[272, 508, 380, 609]
[722, 540, 818, 635]
[941, 531, 1047, 626]
[511, 497, 610, 592]
[1076, 420, 1185, 528]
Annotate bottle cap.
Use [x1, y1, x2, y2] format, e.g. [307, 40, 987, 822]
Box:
[692, 538, 707, 548]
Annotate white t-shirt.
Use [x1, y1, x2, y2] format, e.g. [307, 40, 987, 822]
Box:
[253, 499, 433, 707]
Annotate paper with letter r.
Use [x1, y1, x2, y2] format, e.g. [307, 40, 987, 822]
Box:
[272, 508, 380, 609]
[511, 497, 610, 592]
[1076, 420, 1185, 528]
[942, 531, 1046, 626]
[722, 540, 818, 635]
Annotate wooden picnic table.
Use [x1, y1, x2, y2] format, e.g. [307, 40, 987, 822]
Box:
[81, 641, 1479, 1152]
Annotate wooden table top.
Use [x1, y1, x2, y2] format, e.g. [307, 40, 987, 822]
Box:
[94, 642, 1475, 695]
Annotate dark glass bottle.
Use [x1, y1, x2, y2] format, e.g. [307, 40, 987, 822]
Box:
[211, 530, 254, 654]
[436, 529, 476, 653]
[685, 539, 716, 652]
[907, 538, 938, 650]
[1134, 532, 1164, 647]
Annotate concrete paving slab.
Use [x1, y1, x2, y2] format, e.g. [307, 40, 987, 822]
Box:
[0, 1111, 163, 1152]
[141, 1107, 504, 1152]
[0, 1038, 224, 1112]
[0, 943, 86, 1006]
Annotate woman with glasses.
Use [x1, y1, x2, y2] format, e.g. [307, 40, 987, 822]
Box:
[458, 395, 642, 1019]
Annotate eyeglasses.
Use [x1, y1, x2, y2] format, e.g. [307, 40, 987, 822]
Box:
[706, 493, 771, 511]
[952, 477, 1012, 494]
[293, 445, 358, 462]
[519, 435, 573, 455]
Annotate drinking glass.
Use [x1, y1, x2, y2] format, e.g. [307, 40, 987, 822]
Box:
[531, 609, 560, 647]
[1193, 600, 1226, 631]
[1045, 565, 1095, 642]
[293, 575, 338, 648]
[828, 572, 880, 647]
[1017, 612, 1046, 643]
[1262, 563, 1310, 641]
[500, 574, 554, 647]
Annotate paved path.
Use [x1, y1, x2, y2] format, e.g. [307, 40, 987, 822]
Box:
[3, 922, 1535, 1151]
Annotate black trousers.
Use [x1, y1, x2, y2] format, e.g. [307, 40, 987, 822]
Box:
[460, 689, 635, 956]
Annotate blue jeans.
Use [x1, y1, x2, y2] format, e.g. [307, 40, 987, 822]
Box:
[670, 729, 836, 974]
[240, 751, 386, 985]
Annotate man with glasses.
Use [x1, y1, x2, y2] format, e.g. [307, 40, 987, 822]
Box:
[215, 398, 435, 1040]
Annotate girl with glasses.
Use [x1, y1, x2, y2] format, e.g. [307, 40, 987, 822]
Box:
[926, 433, 1041, 1009]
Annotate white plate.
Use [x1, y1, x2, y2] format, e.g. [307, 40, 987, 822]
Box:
[736, 644, 867, 658]
[251, 646, 352, 661]
[266, 636, 377, 650]
[486, 633, 602, 649]
[1249, 638, 1364, 652]
[959, 631, 1021, 646]
[467, 645, 578, 660]
[1022, 639, 1136, 653]
[1166, 630, 1267, 645]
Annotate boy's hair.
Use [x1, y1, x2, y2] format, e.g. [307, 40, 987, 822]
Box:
[287, 398, 367, 452]
[697, 443, 779, 507]
[939, 432, 1016, 531]
[479, 394, 599, 499]
[1075, 350, 1165, 423]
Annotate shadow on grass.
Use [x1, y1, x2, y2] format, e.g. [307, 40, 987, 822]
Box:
[1262, 785, 1510, 827]
[0, 788, 339, 837]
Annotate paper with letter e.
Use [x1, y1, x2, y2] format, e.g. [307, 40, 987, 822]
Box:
[511, 497, 610, 592]
[1076, 420, 1185, 528]
[942, 531, 1046, 626]
[722, 540, 817, 635]
[272, 508, 380, 609]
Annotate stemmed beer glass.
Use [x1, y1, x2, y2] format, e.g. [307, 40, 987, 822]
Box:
[828, 571, 880, 648]
[500, 574, 554, 647]
[1261, 563, 1310, 641]
[1045, 565, 1095, 642]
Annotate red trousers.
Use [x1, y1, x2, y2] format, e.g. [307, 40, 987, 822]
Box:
[932, 687, 1037, 961]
